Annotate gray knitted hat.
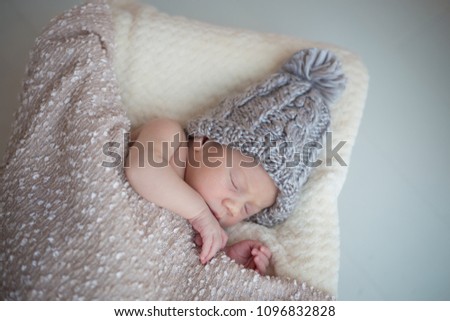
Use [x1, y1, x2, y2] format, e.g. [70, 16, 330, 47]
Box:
[186, 48, 346, 227]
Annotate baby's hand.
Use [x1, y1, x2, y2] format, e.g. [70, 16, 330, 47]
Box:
[225, 240, 272, 275]
[189, 210, 228, 264]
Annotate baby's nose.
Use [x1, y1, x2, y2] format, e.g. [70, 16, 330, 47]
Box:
[222, 198, 242, 217]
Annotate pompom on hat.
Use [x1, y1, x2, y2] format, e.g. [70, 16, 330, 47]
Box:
[186, 48, 346, 227]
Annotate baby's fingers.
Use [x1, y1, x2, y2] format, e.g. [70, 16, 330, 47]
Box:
[254, 254, 270, 275]
[194, 233, 203, 246]
[258, 246, 272, 260]
[200, 234, 224, 264]
[200, 235, 214, 264]
[251, 247, 271, 275]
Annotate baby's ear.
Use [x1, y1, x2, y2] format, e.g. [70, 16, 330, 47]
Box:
[192, 136, 208, 151]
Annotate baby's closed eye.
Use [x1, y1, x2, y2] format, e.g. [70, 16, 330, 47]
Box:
[230, 172, 238, 191]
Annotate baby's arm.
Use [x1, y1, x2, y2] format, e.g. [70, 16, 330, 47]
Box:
[125, 119, 228, 263]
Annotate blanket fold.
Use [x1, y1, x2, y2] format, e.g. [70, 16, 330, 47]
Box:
[0, 2, 332, 300]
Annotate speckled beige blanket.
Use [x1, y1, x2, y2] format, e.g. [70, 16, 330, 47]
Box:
[0, 2, 335, 300]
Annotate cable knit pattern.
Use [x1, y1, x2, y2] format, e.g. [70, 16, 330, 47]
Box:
[0, 0, 369, 299]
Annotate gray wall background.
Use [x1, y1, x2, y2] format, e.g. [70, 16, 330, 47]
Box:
[1, 0, 449, 300]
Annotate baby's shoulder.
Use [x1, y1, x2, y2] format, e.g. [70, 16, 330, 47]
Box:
[135, 118, 186, 145]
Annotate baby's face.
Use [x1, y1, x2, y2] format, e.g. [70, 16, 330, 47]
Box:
[185, 138, 278, 227]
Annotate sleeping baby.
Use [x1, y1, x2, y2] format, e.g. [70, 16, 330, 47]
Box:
[126, 119, 276, 275]
[125, 48, 345, 275]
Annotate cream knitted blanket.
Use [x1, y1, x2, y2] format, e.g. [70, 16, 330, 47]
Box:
[0, 1, 368, 300]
